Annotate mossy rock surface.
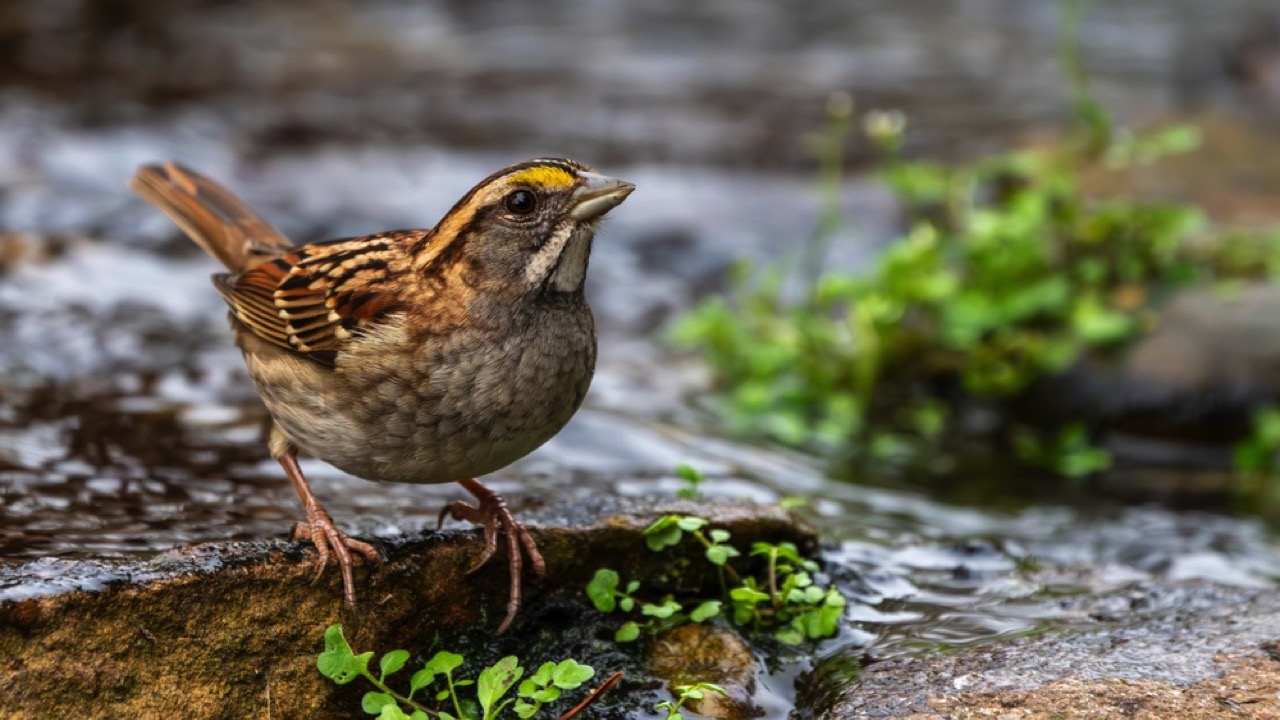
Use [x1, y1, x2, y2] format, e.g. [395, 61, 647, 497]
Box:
[0, 496, 812, 719]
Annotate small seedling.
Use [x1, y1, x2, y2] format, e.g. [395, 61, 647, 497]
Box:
[317, 625, 600, 719]
[588, 506, 846, 645]
[654, 683, 728, 720]
[675, 464, 707, 500]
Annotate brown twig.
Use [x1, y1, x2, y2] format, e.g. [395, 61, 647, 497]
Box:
[558, 671, 624, 719]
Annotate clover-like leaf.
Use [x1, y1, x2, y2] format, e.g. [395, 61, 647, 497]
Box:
[706, 544, 741, 566]
[317, 624, 372, 685]
[675, 516, 707, 532]
[551, 658, 595, 689]
[378, 703, 414, 720]
[362, 691, 396, 714]
[409, 667, 436, 696]
[530, 661, 556, 687]
[644, 516, 684, 551]
[615, 621, 641, 642]
[425, 651, 464, 676]
[689, 600, 722, 622]
[533, 686, 561, 703]
[514, 700, 538, 719]
[586, 569, 619, 612]
[380, 649, 410, 680]
[619, 597, 635, 612]
[477, 656, 523, 717]
[730, 586, 770, 604]
[642, 598, 682, 619]
[708, 528, 731, 544]
[675, 464, 703, 483]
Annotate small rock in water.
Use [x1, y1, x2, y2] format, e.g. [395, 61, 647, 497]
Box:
[649, 624, 759, 720]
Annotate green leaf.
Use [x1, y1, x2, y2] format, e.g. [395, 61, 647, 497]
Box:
[675, 464, 703, 483]
[642, 598, 682, 619]
[675, 516, 708, 532]
[586, 569, 619, 612]
[477, 656, 523, 718]
[625, 580, 641, 593]
[706, 544, 741, 566]
[514, 700, 538, 719]
[438, 713, 458, 720]
[317, 625, 372, 685]
[409, 668, 435, 696]
[410, 712, 430, 720]
[530, 661, 556, 687]
[362, 691, 397, 714]
[730, 586, 770, 604]
[532, 686, 561, 703]
[377, 704, 412, 720]
[551, 659, 595, 688]
[643, 516, 684, 551]
[708, 529, 731, 544]
[619, 597, 635, 612]
[615, 621, 641, 642]
[689, 600, 722, 622]
[379, 649, 410, 680]
[425, 650, 464, 676]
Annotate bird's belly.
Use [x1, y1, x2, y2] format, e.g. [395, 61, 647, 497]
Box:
[253, 314, 596, 485]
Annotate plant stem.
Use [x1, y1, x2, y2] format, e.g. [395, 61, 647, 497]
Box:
[362, 669, 432, 715]
[446, 671, 464, 719]
[691, 530, 743, 585]
[767, 548, 780, 609]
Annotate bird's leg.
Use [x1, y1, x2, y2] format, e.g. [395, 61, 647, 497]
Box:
[272, 427, 379, 613]
[438, 478, 545, 633]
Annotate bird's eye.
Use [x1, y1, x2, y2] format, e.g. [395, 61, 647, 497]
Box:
[504, 190, 537, 215]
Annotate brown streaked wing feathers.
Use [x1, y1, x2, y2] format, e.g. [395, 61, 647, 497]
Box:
[218, 238, 410, 358]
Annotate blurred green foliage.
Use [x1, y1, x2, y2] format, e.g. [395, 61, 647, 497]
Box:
[672, 100, 1280, 479]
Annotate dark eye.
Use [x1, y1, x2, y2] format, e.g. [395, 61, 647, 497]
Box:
[504, 190, 537, 215]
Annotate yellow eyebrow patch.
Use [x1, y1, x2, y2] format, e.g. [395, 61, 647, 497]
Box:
[507, 165, 577, 189]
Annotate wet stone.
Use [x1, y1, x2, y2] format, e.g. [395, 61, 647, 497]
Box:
[649, 624, 760, 720]
[0, 497, 812, 719]
[804, 581, 1280, 719]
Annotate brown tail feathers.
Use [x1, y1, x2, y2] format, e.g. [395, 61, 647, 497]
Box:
[130, 162, 293, 273]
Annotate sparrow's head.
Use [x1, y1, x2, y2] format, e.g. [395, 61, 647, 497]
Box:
[429, 158, 635, 294]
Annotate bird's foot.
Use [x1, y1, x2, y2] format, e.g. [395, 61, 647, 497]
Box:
[438, 478, 545, 633]
[291, 506, 381, 613]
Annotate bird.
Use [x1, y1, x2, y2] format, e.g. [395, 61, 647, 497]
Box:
[129, 158, 634, 632]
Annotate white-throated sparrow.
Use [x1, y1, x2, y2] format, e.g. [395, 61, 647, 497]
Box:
[130, 159, 634, 632]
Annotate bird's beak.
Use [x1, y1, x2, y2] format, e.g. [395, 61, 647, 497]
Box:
[569, 172, 636, 221]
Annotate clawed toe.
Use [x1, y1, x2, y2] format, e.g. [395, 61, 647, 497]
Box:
[441, 479, 546, 634]
[291, 511, 380, 612]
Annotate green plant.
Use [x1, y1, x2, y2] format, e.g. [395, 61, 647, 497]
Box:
[316, 625, 597, 720]
[654, 683, 728, 720]
[1233, 406, 1280, 475]
[674, 463, 706, 500]
[670, 0, 1280, 484]
[1013, 423, 1111, 479]
[586, 515, 845, 645]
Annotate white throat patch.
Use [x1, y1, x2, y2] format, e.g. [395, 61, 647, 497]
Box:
[524, 221, 593, 292]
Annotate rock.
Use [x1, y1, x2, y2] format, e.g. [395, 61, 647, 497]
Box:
[1019, 284, 1280, 458]
[0, 497, 813, 719]
[649, 624, 759, 720]
[803, 581, 1280, 718]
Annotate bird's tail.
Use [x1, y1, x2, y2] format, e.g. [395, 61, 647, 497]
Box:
[130, 162, 293, 272]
